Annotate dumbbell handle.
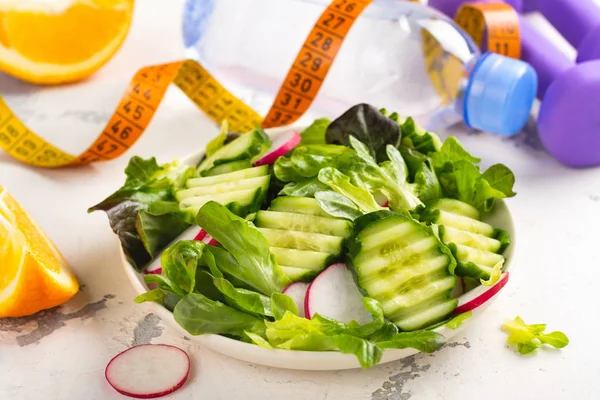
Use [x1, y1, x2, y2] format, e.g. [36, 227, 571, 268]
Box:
[534, 0, 600, 48]
[519, 15, 572, 98]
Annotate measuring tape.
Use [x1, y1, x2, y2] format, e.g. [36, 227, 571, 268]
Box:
[0, 0, 373, 168]
[422, 2, 521, 105]
[455, 2, 520, 59]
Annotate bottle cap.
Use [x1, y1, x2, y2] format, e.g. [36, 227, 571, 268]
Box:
[463, 52, 537, 136]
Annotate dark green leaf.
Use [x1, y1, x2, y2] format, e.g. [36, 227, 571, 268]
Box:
[326, 103, 401, 162]
[88, 156, 194, 271]
[482, 164, 516, 197]
[196, 201, 291, 295]
[173, 293, 266, 338]
[213, 277, 273, 317]
[133, 288, 164, 304]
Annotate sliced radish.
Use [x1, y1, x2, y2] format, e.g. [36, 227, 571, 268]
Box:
[193, 229, 208, 241]
[253, 130, 301, 166]
[453, 272, 510, 315]
[105, 344, 190, 399]
[282, 282, 310, 318]
[305, 263, 372, 324]
[145, 263, 162, 275]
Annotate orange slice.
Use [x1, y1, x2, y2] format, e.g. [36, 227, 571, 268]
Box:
[0, 185, 79, 317]
[0, 0, 134, 85]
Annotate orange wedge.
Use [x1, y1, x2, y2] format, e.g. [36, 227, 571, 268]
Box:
[0, 186, 79, 317]
[0, 0, 134, 85]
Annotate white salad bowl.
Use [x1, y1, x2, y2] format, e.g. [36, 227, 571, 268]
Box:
[121, 126, 516, 371]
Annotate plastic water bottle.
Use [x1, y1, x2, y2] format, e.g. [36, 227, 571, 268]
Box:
[182, 0, 537, 136]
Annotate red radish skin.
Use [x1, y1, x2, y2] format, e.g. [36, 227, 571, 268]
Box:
[305, 263, 372, 324]
[253, 131, 301, 167]
[453, 272, 510, 315]
[283, 282, 310, 318]
[105, 344, 190, 399]
[193, 229, 208, 241]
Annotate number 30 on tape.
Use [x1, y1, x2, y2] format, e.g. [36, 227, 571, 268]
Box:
[0, 0, 374, 169]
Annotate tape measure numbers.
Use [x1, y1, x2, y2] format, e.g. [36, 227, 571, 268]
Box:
[455, 2, 521, 59]
[422, 2, 521, 106]
[0, 0, 373, 168]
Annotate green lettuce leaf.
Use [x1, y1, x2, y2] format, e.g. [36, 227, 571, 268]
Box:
[300, 118, 331, 145]
[274, 144, 351, 183]
[318, 167, 381, 213]
[399, 117, 442, 154]
[174, 293, 266, 338]
[315, 190, 364, 220]
[344, 137, 422, 211]
[431, 138, 516, 211]
[326, 103, 401, 162]
[279, 179, 329, 197]
[88, 156, 194, 271]
[375, 330, 446, 353]
[196, 201, 291, 295]
[444, 311, 472, 329]
[213, 277, 273, 317]
[501, 316, 569, 355]
[271, 292, 298, 320]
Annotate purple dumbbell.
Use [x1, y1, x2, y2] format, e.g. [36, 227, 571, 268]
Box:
[533, 0, 600, 63]
[428, 0, 524, 17]
[429, 0, 600, 167]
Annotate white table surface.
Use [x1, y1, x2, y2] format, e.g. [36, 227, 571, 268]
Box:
[1, 1, 598, 399]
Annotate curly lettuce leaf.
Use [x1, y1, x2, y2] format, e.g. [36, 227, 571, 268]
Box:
[174, 293, 266, 338]
[274, 144, 351, 183]
[431, 137, 516, 211]
[279, 179, 329, 197]
[315, 191, 363, 221]
[326, 103, 401, 162]
[196, 201, 291, 295]
[399, 117, 442, 154]
[88, 156, 195, 271]
[318, 167, 381, 213]
[501, 316, 569, 355]
[345, 137, 422, 211]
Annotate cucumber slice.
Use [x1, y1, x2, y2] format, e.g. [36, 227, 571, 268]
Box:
[176, 176, 270, 201]
[255, 211, 352, 238]
[258, 228, 344, 254]
[348, 210, 457, 331]
[186, 166, 268, 188]
[180, 185, 267, 215]
[454, 244, 504, 268]
[269, 196, 329, 217]
[440, 226, 501, 253]
[391, 298, 458, 332]
[201, 160, 252, 177]
[281, 266, 317, 282]
[435, 210, 494, 237]
[270, 247, 335, 271]
[198, 128, 270, 173]
[429, 198, 480, 220]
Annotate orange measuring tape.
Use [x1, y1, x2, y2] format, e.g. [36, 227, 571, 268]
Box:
[422, 2, 521, 105]
[0, 0, 373, 168]
[454, 2, 521, 59]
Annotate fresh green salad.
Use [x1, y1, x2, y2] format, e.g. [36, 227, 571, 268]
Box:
[90, 103, 516, 368]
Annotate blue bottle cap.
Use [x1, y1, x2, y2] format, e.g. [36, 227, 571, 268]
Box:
[463, 52, 538, 136]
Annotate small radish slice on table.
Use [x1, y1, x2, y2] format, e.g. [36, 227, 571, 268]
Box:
[305, 263, 372, 324]
[105, 344, 190, 399]
[454, 272, 510, 315]
[253, 130, 301, 167]
[282, 282, 310, 318]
